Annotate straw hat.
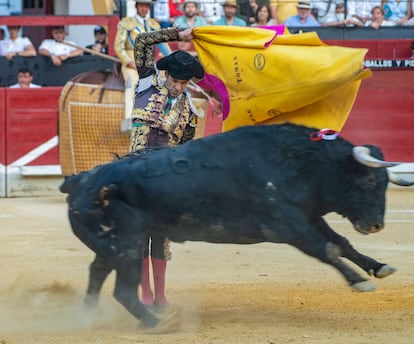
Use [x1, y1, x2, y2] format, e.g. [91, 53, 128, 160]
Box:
[297, 1, 312, 9]
[181, 0, 199, 12]
[223, 0, 238, 8]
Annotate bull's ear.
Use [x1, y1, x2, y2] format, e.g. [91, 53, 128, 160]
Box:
[352, 146, 399, 168]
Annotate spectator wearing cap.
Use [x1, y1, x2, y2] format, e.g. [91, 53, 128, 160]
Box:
[213, 0, 247, 25]
[173, 0, 208, 28]
[38, 26, 83, 66]
[9, 67, 41, 88]
[114, 0, 171, 118]
[1, 25, 36, 60]
[86, 26, 108, 55]
[130, 27, 205, 308]
[284, 1, 320, 27]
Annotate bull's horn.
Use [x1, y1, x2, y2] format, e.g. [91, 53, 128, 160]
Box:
[388, 170, 414, 186]
[352, 146, 400, 168]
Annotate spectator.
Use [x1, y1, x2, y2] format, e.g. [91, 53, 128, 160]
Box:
[9, 67, 41, 88]
[131, 27, 204, 307]
[154, 0, 171, 28]
[85, 26, 108, 55]
[284, 1, 320, 27]
[114, 0, 171, 118]
[213, 0, 248, 25]
[347, 0, 381, 25]
[173, 0, 208, 28]
[269, 0, 298, 24]
[323, 2, 359, 27]
[365, 5, 396, 28]
[382, 0, 413, 26]
[0, 28, 6, 56]
[199, 0, 225, 24]
[38, 26, 83, 66]
[1, 25, 36, 60]
[169, 0, 186, 25]
[251, 4, 273, 26]
[238, 0, 259, 25]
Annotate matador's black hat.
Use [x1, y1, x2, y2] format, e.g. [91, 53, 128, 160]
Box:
[157, 51, 204, 81]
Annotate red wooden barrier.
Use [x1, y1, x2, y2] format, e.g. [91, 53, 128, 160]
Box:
[6, 87, 62, 167]
[326, 39, 412, 59]
[0, 88, 6, 168]
[341, 70, 414, 162]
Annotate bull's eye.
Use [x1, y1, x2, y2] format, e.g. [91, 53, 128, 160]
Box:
[361, 173, 377, 189]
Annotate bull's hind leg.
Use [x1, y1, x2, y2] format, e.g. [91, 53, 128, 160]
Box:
[114, 260, 159, 328]
[85, 254, 113, 307]
[314, 218, 396, 279]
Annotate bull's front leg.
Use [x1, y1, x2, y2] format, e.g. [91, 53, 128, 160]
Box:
[314, 218, 396, 279]
[270, 210, 375, 291]
[85, 254, 113, 307]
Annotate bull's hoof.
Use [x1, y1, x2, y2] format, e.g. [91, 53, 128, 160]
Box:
[374, 264, 397, 279]
[142, 305, 182, 334]
[84, 294, 99, 308]
[351, 280, 377, 292]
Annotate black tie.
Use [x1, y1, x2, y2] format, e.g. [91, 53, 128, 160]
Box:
[143, 19, 148, 32]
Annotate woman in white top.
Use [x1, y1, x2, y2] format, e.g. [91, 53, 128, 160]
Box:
[1, 26, 36, 60]
[251, 5, 273, 26]
[365, 5, 396, 29]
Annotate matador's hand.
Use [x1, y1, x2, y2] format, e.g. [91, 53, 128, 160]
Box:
[178, 28, 194, 42]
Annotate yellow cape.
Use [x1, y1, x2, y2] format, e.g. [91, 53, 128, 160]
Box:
[192, 26, 371, 132]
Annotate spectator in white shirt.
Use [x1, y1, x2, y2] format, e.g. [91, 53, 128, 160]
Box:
[347, 0, 381, 25]
[38, 26, 83, 66]
[1, 26, 36, 60]
[9, 67, 41, 88]
[365, 5, 396, 29]
[154, 0, 171, 28]
[199, 0, 225, 24]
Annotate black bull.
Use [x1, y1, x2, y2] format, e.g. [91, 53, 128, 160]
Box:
[60, 123, 412, 328]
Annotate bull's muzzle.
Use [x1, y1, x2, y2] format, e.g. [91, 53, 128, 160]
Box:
[355, 222, 384, 235]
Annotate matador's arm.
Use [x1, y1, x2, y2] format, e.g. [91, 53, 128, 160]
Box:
[134, 28, 179, 80]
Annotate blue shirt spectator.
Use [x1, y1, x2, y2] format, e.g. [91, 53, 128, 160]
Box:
[173, 0, 208, 28]
[285, 1, 320, 27]
[213, 0, 247, 26]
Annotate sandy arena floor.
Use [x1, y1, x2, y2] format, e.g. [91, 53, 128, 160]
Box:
[0, 188, 413, 343]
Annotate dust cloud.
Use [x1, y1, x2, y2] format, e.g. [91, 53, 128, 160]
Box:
[0, 272, 129, 335]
